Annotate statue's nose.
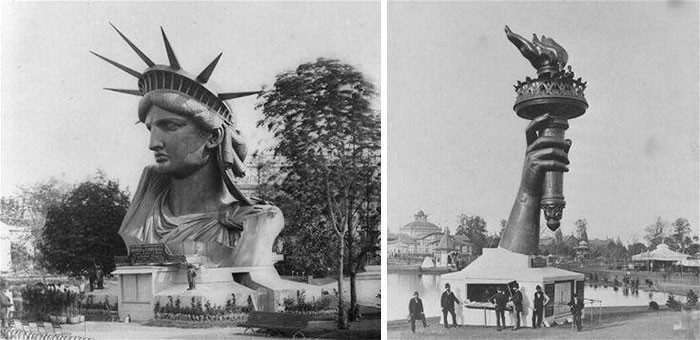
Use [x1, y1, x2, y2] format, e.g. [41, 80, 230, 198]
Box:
[148, 130, 164, 150]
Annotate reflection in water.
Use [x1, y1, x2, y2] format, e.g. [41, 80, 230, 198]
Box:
[388, 272, 673, 321]
[421, 273, 437, 290]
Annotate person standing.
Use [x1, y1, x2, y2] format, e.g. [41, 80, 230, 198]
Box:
[531, 285, 550, 328]
[489, 287, 509, 331]
[408, 291, 428, 333]
[510, 284, 523, 331]
[568, 293, 584, 332]
[3, 288, 14, 320]
[0, 284, 11, 329]
[440, 283, 460, 328]
[187, 264, 197, 290]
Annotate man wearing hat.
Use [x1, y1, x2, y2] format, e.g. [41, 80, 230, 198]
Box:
[568, 293, 584, 332]
[510, 283, 523, 331]
[489, 287, 509, 331]
[408, 291, 427, 333]
[440, 283, 461, 328]
[531, 285, 550, 328]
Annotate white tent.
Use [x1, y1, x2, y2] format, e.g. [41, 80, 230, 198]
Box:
[676, 258, 700, 267]
[440, 248, 584, 327]
[631, 244, 689, 262]
[420, 256, 435, 269]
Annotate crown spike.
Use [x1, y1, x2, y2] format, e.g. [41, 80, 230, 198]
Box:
[104, 88, 143, 96]
[197, 52, 223, 83]
[218, 91, 261, 101]
[110, 22, 155, 67]
[160, 27, 181, 70]
[90, 51, 142, 78]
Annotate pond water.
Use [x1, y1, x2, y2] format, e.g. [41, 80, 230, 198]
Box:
[387, 272, 673, 321]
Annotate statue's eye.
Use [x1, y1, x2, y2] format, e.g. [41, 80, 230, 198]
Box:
[164, 122, 180, 131]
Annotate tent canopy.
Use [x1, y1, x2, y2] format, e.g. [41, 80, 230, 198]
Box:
[631, 244, 689, 262]
[676, 258, 700, 267]
[442, 248, 583, 283]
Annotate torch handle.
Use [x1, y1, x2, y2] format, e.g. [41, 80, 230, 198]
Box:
[540, 117, 569, 231]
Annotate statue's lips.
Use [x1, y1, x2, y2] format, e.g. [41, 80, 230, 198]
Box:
[154, 154, 168, 162]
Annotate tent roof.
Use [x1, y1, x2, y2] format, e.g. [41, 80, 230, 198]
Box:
[442, 248, 583, 284]
[676, 258, 700, 267]
[631, 244, 689, 262]
[435, 227, 453, 250]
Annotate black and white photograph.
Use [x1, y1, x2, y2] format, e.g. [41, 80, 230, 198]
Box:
[1, 1, 380, 339]
[387, 1, 699, 339]
[2, 1, 700, 340]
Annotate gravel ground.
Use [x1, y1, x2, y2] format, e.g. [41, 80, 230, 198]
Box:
[388, 309, 699, 340]
[14, 318, 380, 340]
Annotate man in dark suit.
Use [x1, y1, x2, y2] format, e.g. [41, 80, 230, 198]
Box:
[440, 283, 460, 328]
[489, 287, 509, 331]
[510, 283, 523, 331]
[532, 285, 550, 328]
[408, 291, 427, 333]
[568, 293, 584, 332]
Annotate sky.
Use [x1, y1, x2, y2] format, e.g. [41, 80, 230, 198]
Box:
[388, 1, 699, 243]
[1, 1, 379, 196]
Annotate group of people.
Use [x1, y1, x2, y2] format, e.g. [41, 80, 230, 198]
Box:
[408, 283, 462, 333]
[408, 282, 586, 333]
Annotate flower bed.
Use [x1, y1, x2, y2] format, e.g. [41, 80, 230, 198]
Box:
[151, 295, 253, 325]
[282, 290, 337, 318]
[20, 284, 85, 323]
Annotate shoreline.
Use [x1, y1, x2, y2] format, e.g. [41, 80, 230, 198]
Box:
[387, 264, 700, 296]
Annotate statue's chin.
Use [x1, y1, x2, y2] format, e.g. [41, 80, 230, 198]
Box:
[152, 162, 208, 180]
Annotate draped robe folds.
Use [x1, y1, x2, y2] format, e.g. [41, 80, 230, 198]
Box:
[119, 166, 283, 268]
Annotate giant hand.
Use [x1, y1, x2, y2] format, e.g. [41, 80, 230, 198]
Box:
[519, 114, 571, 196]
[499, 114, 572, 254]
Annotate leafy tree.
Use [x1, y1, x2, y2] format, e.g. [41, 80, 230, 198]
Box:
[1, 197, 29, 227]
[644, 217, 668, 248]
[498, 219, 507, 238]
[1, 178, 70, 271]
[38, 172, 129, 276]
[455, 215, 487, 255]
[257, 58, 380, 328]
[10, 242, 33, 273]
[271, 190, 339, 277]
[669, 217, 694, 254]
[574, 219, 589, 242]
[627, 242, 648, 257]
[550, 228, 573, 257]
[606, 238, 628, 262]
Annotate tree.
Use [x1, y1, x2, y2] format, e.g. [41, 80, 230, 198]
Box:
[10, 242, 33, 274]
[551, 228, 573, 257]
[574, 219, 589, 242]
[670, 218, 694, 254]
[498, 219, 507, 238]
[644, 217, 668, 248]
[257, 58, 380, 328]
[38, 171, 129, 276]
[627, 242, 648, 257]
[270, 187, 339, 277]
[1, 178, 70, 271]
[455, 215, 487, 255]
[606, 238, 628, 262]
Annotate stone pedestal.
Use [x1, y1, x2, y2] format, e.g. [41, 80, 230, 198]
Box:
[440, 248, 585, 327]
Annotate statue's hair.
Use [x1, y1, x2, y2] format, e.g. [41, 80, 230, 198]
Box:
[138, 90, 224, 132]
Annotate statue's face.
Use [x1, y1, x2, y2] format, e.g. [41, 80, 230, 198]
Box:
[144, 106, 212, 178]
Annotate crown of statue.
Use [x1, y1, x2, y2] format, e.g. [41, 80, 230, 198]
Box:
[91, 23, 259, 127]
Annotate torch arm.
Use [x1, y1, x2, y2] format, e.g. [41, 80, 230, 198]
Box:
[499, 188, 542, 255]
